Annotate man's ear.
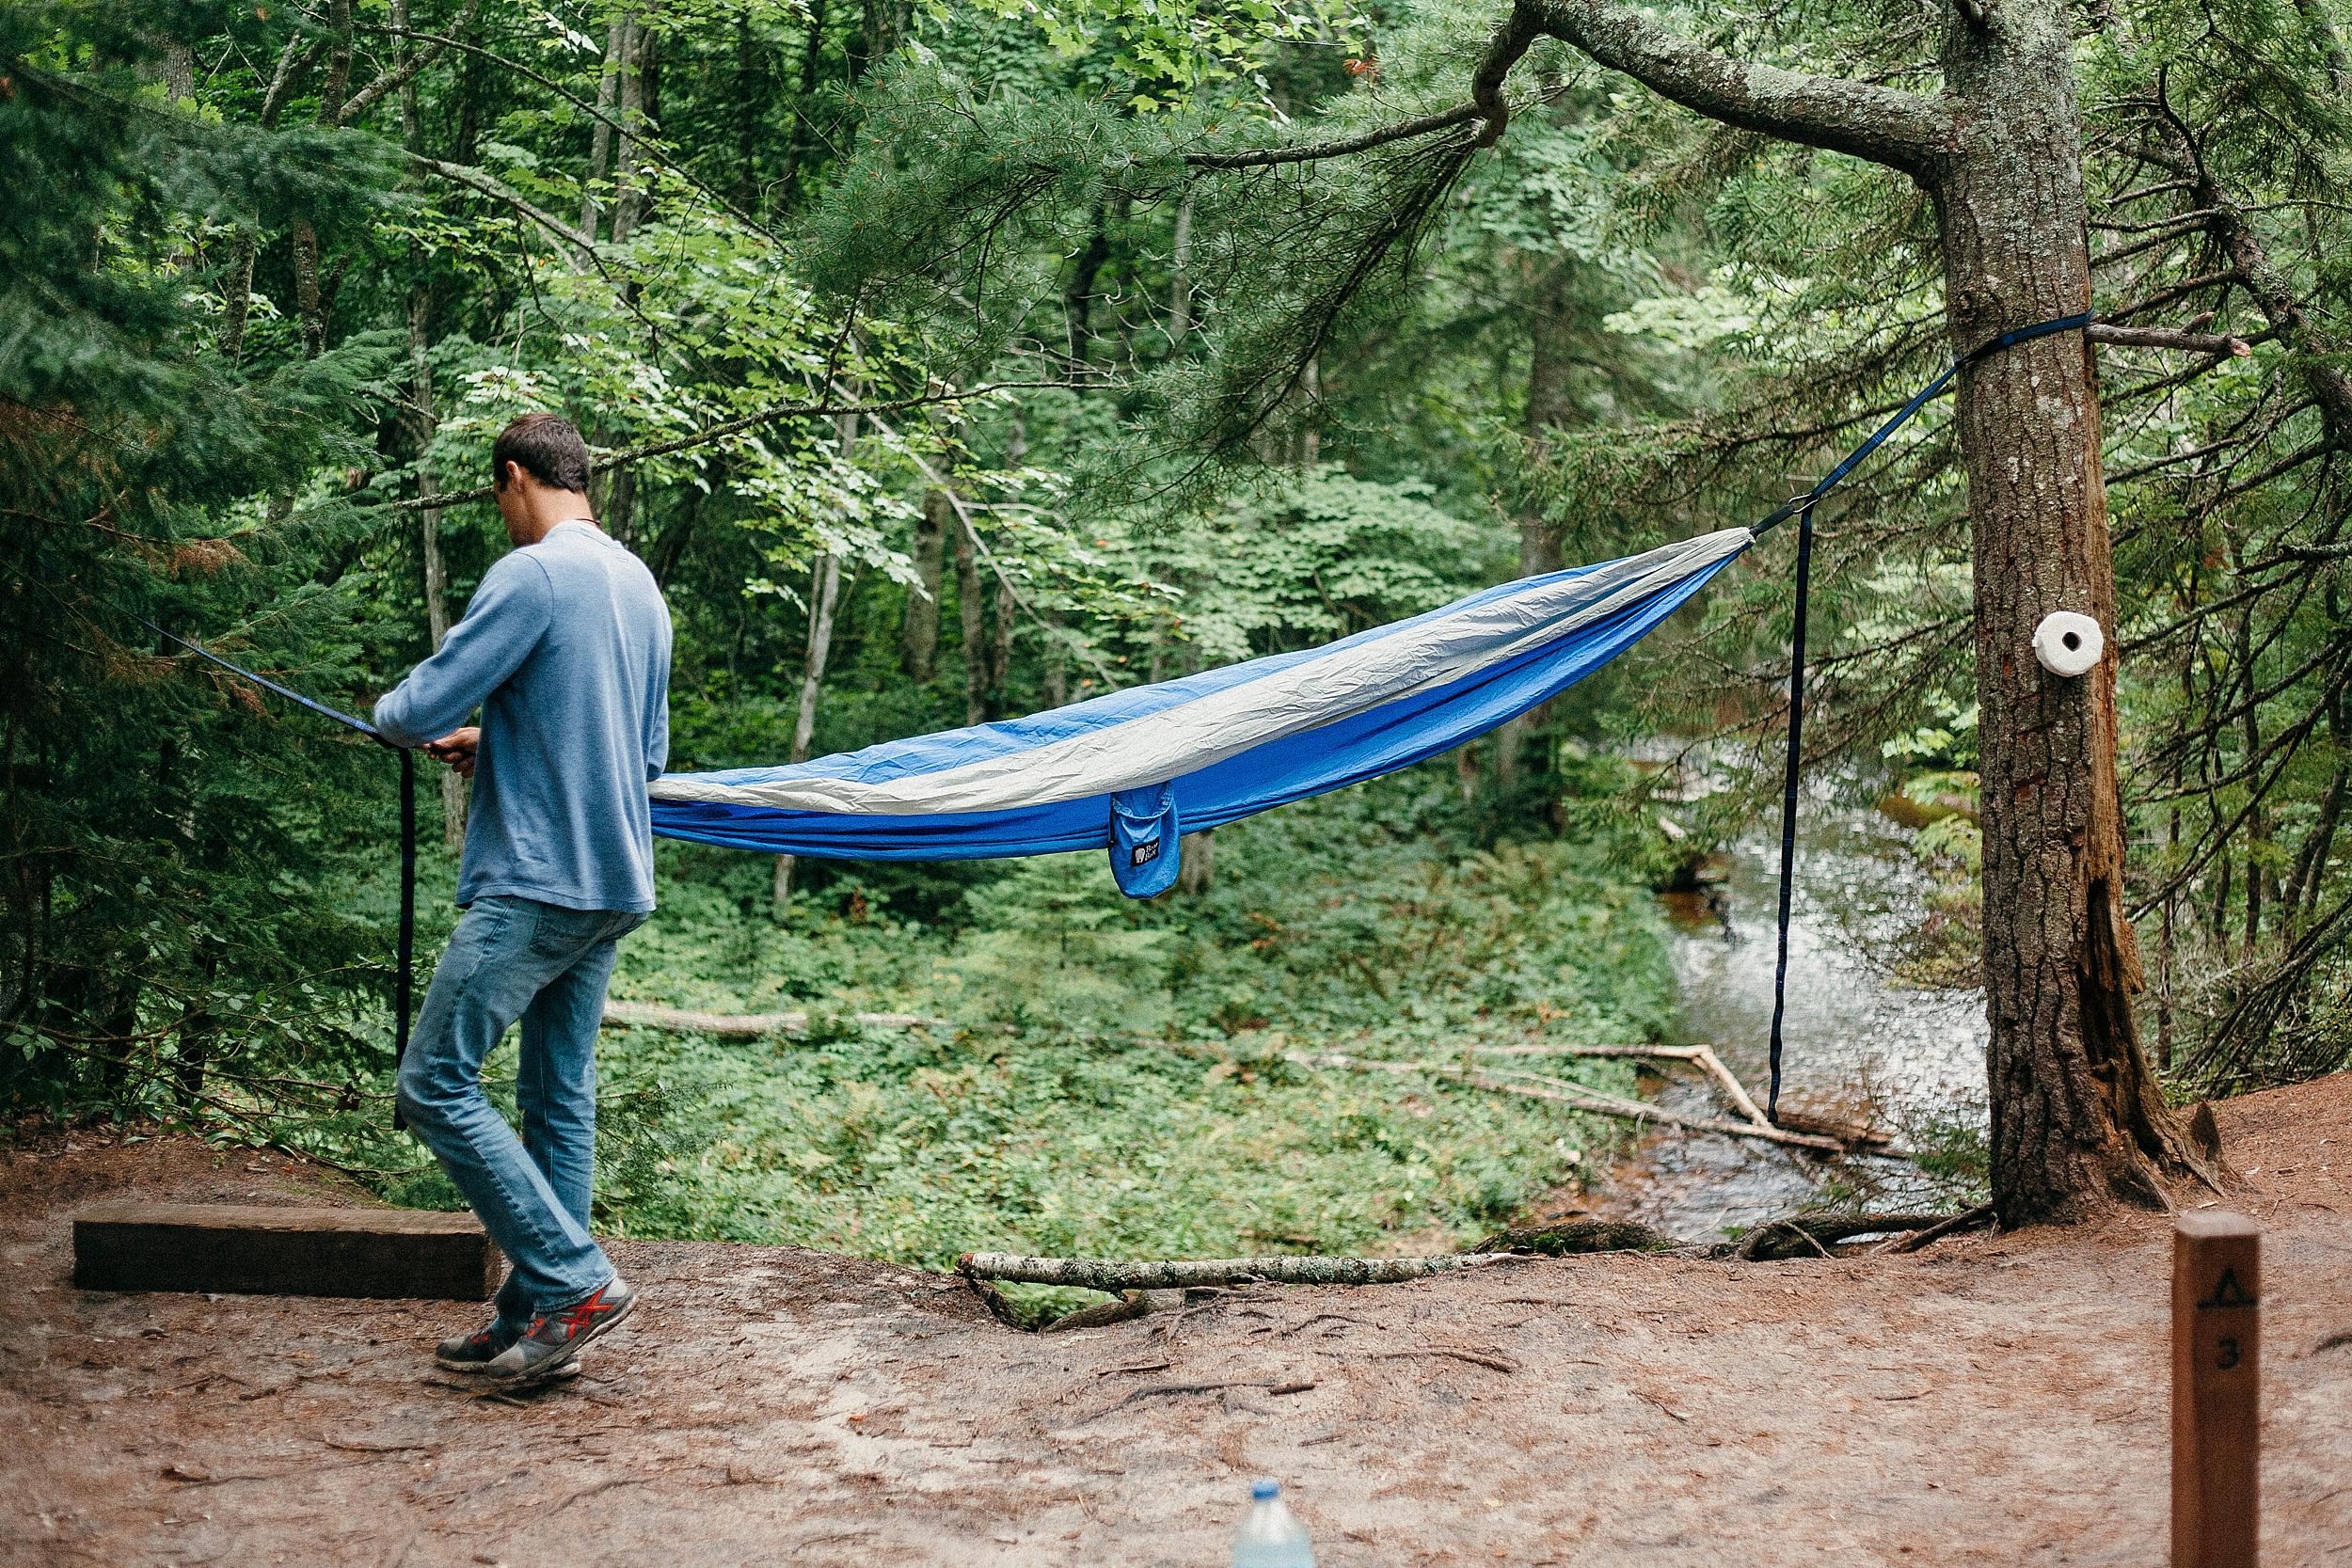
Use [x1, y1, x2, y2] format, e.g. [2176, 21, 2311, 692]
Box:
[497, 459, 523, 493]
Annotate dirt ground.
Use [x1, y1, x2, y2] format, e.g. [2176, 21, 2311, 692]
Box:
[5, 1080, 2349, 1568]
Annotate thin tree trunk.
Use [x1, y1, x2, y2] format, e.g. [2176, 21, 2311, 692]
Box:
[397, 0, 466, 848]
[990, 577, 1016, 706]
[2293, 0, 2351, 92]
[580, 14, 629, 242]
[1064, 201, 1111, 365]
[734, 9, 760, 210]
[221, 239, 258, 363]
[2285, 689, 2349, 924]
[221, 31, 315, 360]
[774, 416, 852, 908]
[1295, 356, 1321, 468]
[1934, 1, 2207, 1217]
[1177, 831, 1215, 895]
[956, 523, 986, 728]
[2230, 572, 2265, 952]
[1042, 614, 1069, 707]
[290, 0, 356, 361]
[902, 488, 947, 679]
[792, 560, 844, 752]
[779, 0, 828, 197]
[610, 21, 652, 245]
[853, 0, 908, 81]
[1495, 258, 1574, 793]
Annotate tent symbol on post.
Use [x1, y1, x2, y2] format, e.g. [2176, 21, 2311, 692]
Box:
[2198, 1267, 2257, 1310]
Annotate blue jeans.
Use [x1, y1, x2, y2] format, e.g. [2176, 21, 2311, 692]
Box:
[395, 895, 644, 1329]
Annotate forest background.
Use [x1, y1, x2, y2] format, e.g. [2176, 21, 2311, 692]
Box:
[5, 0, 2348, 1313]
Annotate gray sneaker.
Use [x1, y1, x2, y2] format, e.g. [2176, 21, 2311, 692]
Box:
[483, 1277, 636, 1386]
[436, 1319, 520, 1372]
[437, 1319, 581, 1380]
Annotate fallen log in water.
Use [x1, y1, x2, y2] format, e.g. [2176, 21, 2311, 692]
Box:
[957, 1250, 1526, 1291]
[1473, 1042, 1772, 1128]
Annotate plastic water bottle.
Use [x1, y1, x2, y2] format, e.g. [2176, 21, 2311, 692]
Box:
[1232, 1479, 1315, 1568]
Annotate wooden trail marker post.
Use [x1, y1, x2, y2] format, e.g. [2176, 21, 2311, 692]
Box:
[2172, 1210, 2260, 1568]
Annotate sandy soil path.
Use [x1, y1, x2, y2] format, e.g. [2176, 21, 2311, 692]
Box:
[5, 1077, 2349, 1567]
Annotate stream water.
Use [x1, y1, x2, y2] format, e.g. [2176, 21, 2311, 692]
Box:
[1602, 796, 1991, 1239]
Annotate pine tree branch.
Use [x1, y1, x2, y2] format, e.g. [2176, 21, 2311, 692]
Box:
[1184, 103, 1487, 168]
[1508, 0, 1952, 174]
[2088, 322, 2258, 356]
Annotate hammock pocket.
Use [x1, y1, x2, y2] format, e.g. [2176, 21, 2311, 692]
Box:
[648, 527, 1753, 892]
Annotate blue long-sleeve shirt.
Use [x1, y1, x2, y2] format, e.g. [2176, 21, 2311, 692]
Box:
[375, 521, 673, 913]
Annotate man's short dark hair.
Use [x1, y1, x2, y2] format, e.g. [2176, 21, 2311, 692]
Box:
[492, 413, 593, 494]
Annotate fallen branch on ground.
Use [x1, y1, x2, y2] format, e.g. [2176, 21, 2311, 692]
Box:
[1366, 1346, 1519, 1373]
[1875, 1201, 1997, 1255]
[1734, 1211, 1976, 1261]
[1473, 1218, 1685, 1255]
[599, 1001, 934, 1037]
[958, 1251, 1525, 1291]
[1078, 1379, 1316, 1424]
[1290, 1049, 1850, 1153]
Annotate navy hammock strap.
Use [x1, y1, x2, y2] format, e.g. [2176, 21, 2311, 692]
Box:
[1750, 311, 2091, 1119]
[132, 617, 421, 1131]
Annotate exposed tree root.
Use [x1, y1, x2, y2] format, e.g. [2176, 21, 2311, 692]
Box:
[1732, 1211, 1986, 1261]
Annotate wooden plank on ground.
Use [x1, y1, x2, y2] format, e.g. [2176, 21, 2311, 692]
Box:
[72, 1202, 500, 1301]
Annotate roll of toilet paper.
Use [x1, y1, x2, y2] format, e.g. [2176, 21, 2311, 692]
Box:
[2032, 610, 2105, 677]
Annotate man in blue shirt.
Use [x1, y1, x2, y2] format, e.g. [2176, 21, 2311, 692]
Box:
[374, 413, 672, 1386]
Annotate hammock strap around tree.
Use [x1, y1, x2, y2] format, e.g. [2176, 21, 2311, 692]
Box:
[1748, 310, 2092, 1119]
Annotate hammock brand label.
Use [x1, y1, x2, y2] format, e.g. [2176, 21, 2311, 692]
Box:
[1109, 782, 1182, 898]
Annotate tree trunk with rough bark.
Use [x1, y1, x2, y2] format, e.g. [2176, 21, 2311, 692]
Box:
[1931, 4, 2207, 1219]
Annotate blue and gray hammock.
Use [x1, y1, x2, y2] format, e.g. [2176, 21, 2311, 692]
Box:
[134, 313, 2090, 1126]
[647, 526, 1752, 896]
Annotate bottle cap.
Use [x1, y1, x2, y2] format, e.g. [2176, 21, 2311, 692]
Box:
[1251, 1480, 1280, 1501]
